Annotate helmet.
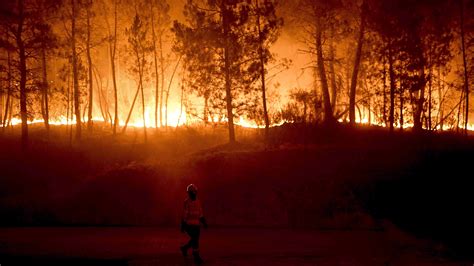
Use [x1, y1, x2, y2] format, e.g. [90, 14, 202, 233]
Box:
[186, 184, 198, 193]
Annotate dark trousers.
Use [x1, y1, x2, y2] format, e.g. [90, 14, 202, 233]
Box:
[184, 225, 201, 250]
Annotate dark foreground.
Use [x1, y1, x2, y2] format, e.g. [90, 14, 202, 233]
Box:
[0, 227, 470, 266]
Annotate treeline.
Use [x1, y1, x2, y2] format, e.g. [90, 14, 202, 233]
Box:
[280, 0, 473, 135]
[0, 0, 473, 147]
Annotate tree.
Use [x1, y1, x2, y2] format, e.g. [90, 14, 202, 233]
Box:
[459, 0, 470, 134]
[84, 0, 94, 131]
[173, 0, 257, 143]
[145, 0, 170, 128]
[70, 0, 82, 140]
[296, 0, 343, 124]
[101, 0, 120, 134]
[349, 1, 367, 125]
[123, 14, 151, 142]
[0, 0, 58, 146]
[249, 0, 283, 139]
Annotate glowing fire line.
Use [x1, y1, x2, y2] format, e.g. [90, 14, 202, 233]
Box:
[6, 108, 474, 131]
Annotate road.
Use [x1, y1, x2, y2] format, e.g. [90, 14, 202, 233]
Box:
[0, 227, 469, 265]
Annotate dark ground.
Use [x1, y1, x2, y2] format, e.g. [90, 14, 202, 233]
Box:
[1, 123, 474, 264]
[0, 226, 470, 265]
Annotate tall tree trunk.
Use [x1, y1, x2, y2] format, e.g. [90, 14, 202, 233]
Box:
[17, 0, 28, 148]
[122, 84, 140, 133]
[388, 43, 396, 132]
[399, 79, 404, 131]
[159, 34, 165, 127]
[222, 2, 236, 143]
[457, 90, 464, 132]
[428, 64, 432, 130]
[71, 0, 81, 140]
[315, 18, 334, 124]
[177, 84, 184, 127]
[41, 45, 50, 132]
[413, 66, 426, 132]
[3, 50, 12, 130]
[203, 95, 209, 124]
[94, 69, 108, 124]
[349, 2, 365, 125]
[86, 5, 93, 132]
[151, 2, 160, 128]
[256, 0, 270, 139]
[165, 87, 169, 127]
[438, 66, 444, 130]
[164, 56, 182, 127]
[382, 54, 387, 126]
[329, 26, 337, 112]
[460, 0, 470, 135]
[66, 71, 70, 128]
[139, 66, 147, 142]
[107, 0, 119, 134]
[8, 98, 13, 128]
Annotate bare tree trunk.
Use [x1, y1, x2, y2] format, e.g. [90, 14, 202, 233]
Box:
[382, 54, 387, 126]
[16, 0, 28, 148]
[66, 71, 70, 129]
[437, 66, 444, 130]
[256, 0, 270, 139]
[329, 26, 337, 112]
[159, 34, 165, 127]
[388, 43, 396, 132]
[399, 79, 404, 131]
[105, 0, 119, 134]
[40, 45, 50, 132]
[349, 2, 365, 125]
[413, 65, 426, 132]
[457, 90, 464, 132]
[177, 84, 184, 127]
[151, 2, 160, 128]
[3, 50, 12, 130]
[94, 69, 107, 124]
[222, 2, 236, 143]
[203, 95, 209, 124]
[428, 64, 432, 130]
[71, 0, 82, 140]
[69, 77, 74, 145]
[86, 5, 94, 132]
[460, 0, 470, 135]
[315, 18, 334, 124]
[122, 84, 140, 133]
[8, 98, 13, 128]
[139, 69, 147, 142]
[164, 56, 182, 127]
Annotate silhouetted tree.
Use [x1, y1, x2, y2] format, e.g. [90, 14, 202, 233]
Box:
[174, 0, 259, 143]
[123, 13, 151, 142]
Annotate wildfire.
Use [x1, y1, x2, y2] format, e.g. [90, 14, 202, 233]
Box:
[338, 111, 474, 132]
[6, 107, 474, 132]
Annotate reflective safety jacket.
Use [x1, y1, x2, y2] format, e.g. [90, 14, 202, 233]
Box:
[183, 198, 203, 226]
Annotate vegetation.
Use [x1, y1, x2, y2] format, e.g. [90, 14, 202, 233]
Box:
[0, 0, 471, 147]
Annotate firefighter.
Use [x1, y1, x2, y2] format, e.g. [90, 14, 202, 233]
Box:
[180, 183, 208, 264]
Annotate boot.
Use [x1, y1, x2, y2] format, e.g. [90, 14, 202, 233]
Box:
[192, 250, 203, 264]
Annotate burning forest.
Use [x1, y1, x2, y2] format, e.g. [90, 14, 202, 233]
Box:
[1, 0, 474, 265]
[0, 0, 472, 144]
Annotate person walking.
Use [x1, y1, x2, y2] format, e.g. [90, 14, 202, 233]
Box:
[180, 184, 208, 264]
